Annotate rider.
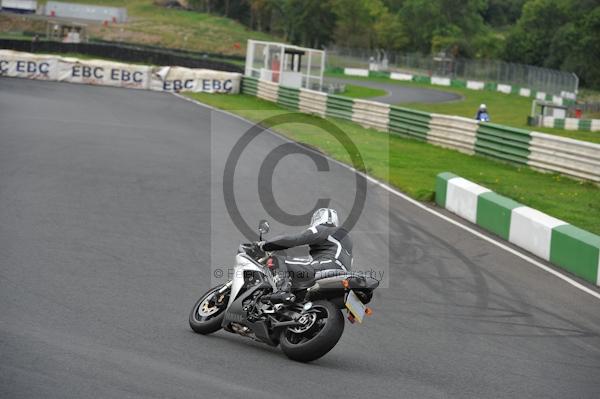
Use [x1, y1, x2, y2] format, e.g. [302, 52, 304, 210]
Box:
[475, 104, 490, 122]
[258, 208, 353, 302]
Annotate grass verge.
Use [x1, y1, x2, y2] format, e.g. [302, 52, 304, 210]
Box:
[326, 71, 600, 144]
[342, 84, 387, 99]
[185, 92, 600, 235]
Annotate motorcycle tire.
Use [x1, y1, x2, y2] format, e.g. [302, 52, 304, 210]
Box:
[189, 284, 229, 335]
[279, 300, 344, 362]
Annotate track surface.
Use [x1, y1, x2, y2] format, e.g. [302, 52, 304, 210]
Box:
[1, 79, 599, 399]
[325, 76, 461, 104]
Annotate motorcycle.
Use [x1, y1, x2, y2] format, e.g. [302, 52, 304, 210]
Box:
[477, 112, 490, 122]
[189, 220, 380, 362]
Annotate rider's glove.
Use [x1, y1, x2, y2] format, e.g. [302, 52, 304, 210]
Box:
[255, 241, 266, 251]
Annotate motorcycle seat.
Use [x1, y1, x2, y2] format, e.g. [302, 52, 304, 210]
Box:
[314, 269, 362, 280]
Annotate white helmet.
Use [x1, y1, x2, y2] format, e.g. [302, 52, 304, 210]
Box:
[310, 208, 339, 227]
[480, 103, 487, 110]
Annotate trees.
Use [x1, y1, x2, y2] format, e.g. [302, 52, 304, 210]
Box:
[482, 0, 525, 27]
[271, 0, 336, 47]
[504, 0, 600, 88]
[504, 0, 569, 65]
[180, 0, 599, 88]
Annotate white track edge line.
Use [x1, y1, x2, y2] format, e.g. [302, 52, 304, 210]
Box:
[174, 93, 600, 301]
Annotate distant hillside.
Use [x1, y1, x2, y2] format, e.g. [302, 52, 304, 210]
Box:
[4, 0, 281, 55]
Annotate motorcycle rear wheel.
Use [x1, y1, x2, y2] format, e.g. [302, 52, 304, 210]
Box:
[189, 284, 229, 335]
[279, 300, 344, 362]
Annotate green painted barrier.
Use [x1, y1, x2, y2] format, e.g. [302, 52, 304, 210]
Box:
[388, 106, 431, 141]
[579, 120, 592, 131]
[475, 123, 531, 165]
[476, 192, 522, 240]
[451, 79, 466, 88]
[277, 86, 300, 111]
[369, 71, 390, 78]
[550, 225, 600, 285]
[241, 76, 258, 96]
[325, 94, 354, 121]
[434, 172, 458, 207]
[413, 75, 431, 84]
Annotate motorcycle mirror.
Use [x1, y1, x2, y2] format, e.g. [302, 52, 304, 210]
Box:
[258, 220, 270, 235]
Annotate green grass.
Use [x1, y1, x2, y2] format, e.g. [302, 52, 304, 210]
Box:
[7, 1, 280, 55]
[342, 84, 387, 99]
[186, 92, 600, 235]
[326, 71, 600, 144]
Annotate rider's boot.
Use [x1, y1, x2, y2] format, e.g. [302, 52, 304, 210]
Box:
[261, 278, 295, 304]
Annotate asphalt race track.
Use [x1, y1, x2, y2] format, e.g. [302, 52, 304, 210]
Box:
[325, 76, 461, 104]
[1, 78, 599, 399]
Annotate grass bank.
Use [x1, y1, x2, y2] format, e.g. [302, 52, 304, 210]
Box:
[2, 0, 279, 55]
[186, 92, 600, 235]
[326, 71, 600, 145]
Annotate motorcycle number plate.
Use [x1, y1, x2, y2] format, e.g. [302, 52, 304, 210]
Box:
[345, 290, 366, 323]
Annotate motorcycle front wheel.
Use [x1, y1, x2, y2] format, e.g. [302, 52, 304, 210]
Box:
[279, 300, 344, 362]
[189, 284, 229, 335]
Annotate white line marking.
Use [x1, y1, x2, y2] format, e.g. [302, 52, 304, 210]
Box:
[174, 93, 600, 300]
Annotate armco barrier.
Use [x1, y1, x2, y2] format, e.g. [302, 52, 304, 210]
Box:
[239, 77, 600, 183]
[241, 76, 258, 96]
[0, 50, 241, 94]
[326, 94, 354, 120]
[277, 85, 300, 111]
[528, 133, 600, 181]
[256, 79, 278, 102]
[428, 114, 478, 155]
[351, 99, 390, 131]
[475, 123, 531, 165]
[436, 172, 600, 286]
[298, 89, 327, 117]
[388, 106, 431, 141]
[0, 39, 242, 73]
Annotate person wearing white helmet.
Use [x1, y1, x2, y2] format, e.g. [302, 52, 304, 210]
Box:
[257, 208, 353, 301]
[476, 103, 490, 122]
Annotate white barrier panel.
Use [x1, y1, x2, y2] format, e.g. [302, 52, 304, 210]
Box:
[528, 132, 600, 182]
[446, 177, 490, 223]
[552, 95, 563, 105]
[565, 118, 579, 130]
[466, 80, 484, 90]
[519, 88, 531, 97]
[58, 58, 151, 89]
[427, 114, 478, 154]
[536, 92, 547, 101]
[299, 88, 327, 117]
[351, 99, 390, 131]
[0, 50, 241, 94]
[497, 84, 512, 94]
[561, 91, 576, 100]
[431, 76, 451, 86]
[255, 79, 278, 101]
[542, 116, 555, 128]
[390, 72, 413, 81]
[150, 66, 240, 93]
[592, 120, 600, 132]
[344, 68, 369, 77]
[509, 207, 566, 260]
[0, 50, 58, 80]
